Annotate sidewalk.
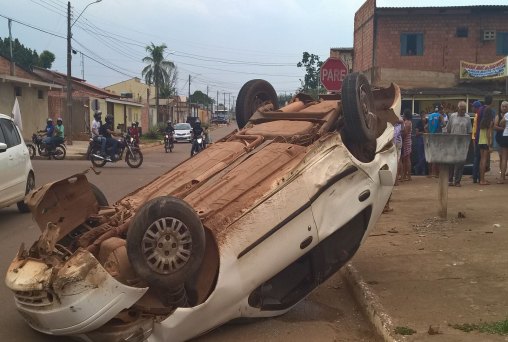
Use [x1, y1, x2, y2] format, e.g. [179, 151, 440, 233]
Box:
[341, 166, 508, 341]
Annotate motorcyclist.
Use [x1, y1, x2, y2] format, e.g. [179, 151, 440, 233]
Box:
[39, 118, 55, 151]
[91, 111, 108, 161]
[128, 121, 140, 145]
[52, 117, 65, 147]
[99, 114, 119, 160]
[190, 120, 204, 156]
[164, 120, 175, 144]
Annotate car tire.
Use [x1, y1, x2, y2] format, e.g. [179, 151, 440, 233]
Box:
[89, 182, 108, 206]
[126, 149, 143, 168]
[235, 79, 278, 129]
[17, 172, 35, 213]
[127, 196, 205, 289]
[341, 72, 377, 143]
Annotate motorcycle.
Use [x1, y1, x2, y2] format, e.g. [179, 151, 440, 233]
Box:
[164, 133, 174, 153]
[87, 134, 143, 168]
[190, 133, 206, 157]
[26, 133, 66, 160]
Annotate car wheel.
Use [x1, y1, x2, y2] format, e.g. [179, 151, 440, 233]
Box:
[126, 149, 143, 168]
[127, 196, 205, 289]
[27, 144, 36, 159]
[341, 72, 377, 143]
[17, 172, 35, 213]
[89, 182, 108, 206]
[53, 145, 66, 160]
[235, 79, 278, 129]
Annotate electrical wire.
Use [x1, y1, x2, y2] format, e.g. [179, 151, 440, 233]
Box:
[0, 13, 66, 39]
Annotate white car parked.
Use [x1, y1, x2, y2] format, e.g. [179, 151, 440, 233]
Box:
[0, 113, 35, 212]
[5, 74, 401, 341]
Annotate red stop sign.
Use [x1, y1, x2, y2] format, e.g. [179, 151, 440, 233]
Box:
[320, 58, 348, 92]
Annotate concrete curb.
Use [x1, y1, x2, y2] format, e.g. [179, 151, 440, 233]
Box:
[341, 263, 403, 342]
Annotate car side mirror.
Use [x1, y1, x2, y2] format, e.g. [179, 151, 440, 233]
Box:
[0, 142, 7, 153]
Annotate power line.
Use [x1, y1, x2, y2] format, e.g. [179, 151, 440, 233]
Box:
[0, 13, 66, 39]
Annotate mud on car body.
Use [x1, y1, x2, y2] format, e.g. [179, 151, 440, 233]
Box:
[5, 73, 401, 342]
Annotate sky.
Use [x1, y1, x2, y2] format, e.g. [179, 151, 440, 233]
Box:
[0, 0, 507, 106]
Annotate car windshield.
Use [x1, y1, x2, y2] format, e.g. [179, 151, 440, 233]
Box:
[175, 123, 191, 130]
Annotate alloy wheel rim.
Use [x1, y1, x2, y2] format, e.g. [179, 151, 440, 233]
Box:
[142, 217, 192, 274]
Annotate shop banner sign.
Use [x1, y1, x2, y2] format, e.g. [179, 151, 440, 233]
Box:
[460, 57, 508, 79]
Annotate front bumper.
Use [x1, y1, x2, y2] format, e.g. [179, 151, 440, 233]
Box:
[5, 249, 148, 335]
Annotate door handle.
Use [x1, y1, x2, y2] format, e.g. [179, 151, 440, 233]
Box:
[300, 236, 313, 249]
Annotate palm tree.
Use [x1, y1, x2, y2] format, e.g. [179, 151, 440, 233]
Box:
[142, 43, 175, 123]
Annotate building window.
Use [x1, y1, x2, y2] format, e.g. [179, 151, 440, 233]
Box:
[38, 90, 44, 99]
[456, 27, 468, 38]
[497, 32, 508, 55]
[14, 87, 22, 97]
[400, 33, 424, 56]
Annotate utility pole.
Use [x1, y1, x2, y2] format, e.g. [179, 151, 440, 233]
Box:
[206, 85, 210, 123]
[80, 52, 84, 80]
[216, 90, 219, 112]
[66, 1, 73, 144]
[188, 74, 191, 117]
[8, 19, 14, 76]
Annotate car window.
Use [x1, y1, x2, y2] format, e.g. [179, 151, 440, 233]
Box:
[0, 118, 21, 148]
[175, 123, 191, 130]
[0, 120, 6, 144]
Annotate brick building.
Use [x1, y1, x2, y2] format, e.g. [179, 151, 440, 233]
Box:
[354, 0, 508, 114]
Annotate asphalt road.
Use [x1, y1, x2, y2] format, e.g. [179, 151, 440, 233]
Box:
[0, 124, 378, 342]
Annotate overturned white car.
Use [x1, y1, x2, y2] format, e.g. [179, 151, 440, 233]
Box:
[5, 73, 401, 342]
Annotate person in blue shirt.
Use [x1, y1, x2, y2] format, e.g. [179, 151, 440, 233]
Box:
[39, 118, 55, 150]
[427, 104, 444, 134]
[426, 104, 444, 177]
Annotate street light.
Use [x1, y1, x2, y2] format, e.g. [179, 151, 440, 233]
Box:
[66, 0, 101, 144]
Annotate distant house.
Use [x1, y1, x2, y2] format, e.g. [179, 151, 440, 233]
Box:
[353, 0, 508, 113]
[0, 55, 62, 139]
[33, 67, 143, 137]
[105, 77, 154, 131]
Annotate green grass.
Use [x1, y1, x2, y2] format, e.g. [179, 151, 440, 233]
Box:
[451, 319, 508, 335]
[394, 326, 416, 335]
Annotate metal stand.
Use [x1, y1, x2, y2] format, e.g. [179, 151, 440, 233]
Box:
[438, 164, 449, 219]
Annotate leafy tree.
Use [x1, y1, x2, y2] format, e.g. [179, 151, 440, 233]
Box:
[190, 90, 214, 107]
[296, 52, 325, 98]
[0, 37, 56, 70]
[142, 43, 176, 122]
[38, 50, 55, 68]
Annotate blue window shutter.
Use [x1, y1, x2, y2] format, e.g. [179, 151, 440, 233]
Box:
[400, 34, 407, 56]
[497, 32, 508, 55]
[417, 34, 424, 55]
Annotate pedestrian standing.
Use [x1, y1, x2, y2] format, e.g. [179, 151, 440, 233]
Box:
[394, 119, 403, 185]
[478, 102, 494, 185]
[471, 100, 482, 183]
[401, 109, 413, 181]
[446, 101, 471, 186]
[427, 104, 444, 177]
[494, 101, 508, 184]
[414, 111, 427, 175]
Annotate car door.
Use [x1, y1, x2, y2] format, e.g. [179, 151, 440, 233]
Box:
[0, 118, 25, 207]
